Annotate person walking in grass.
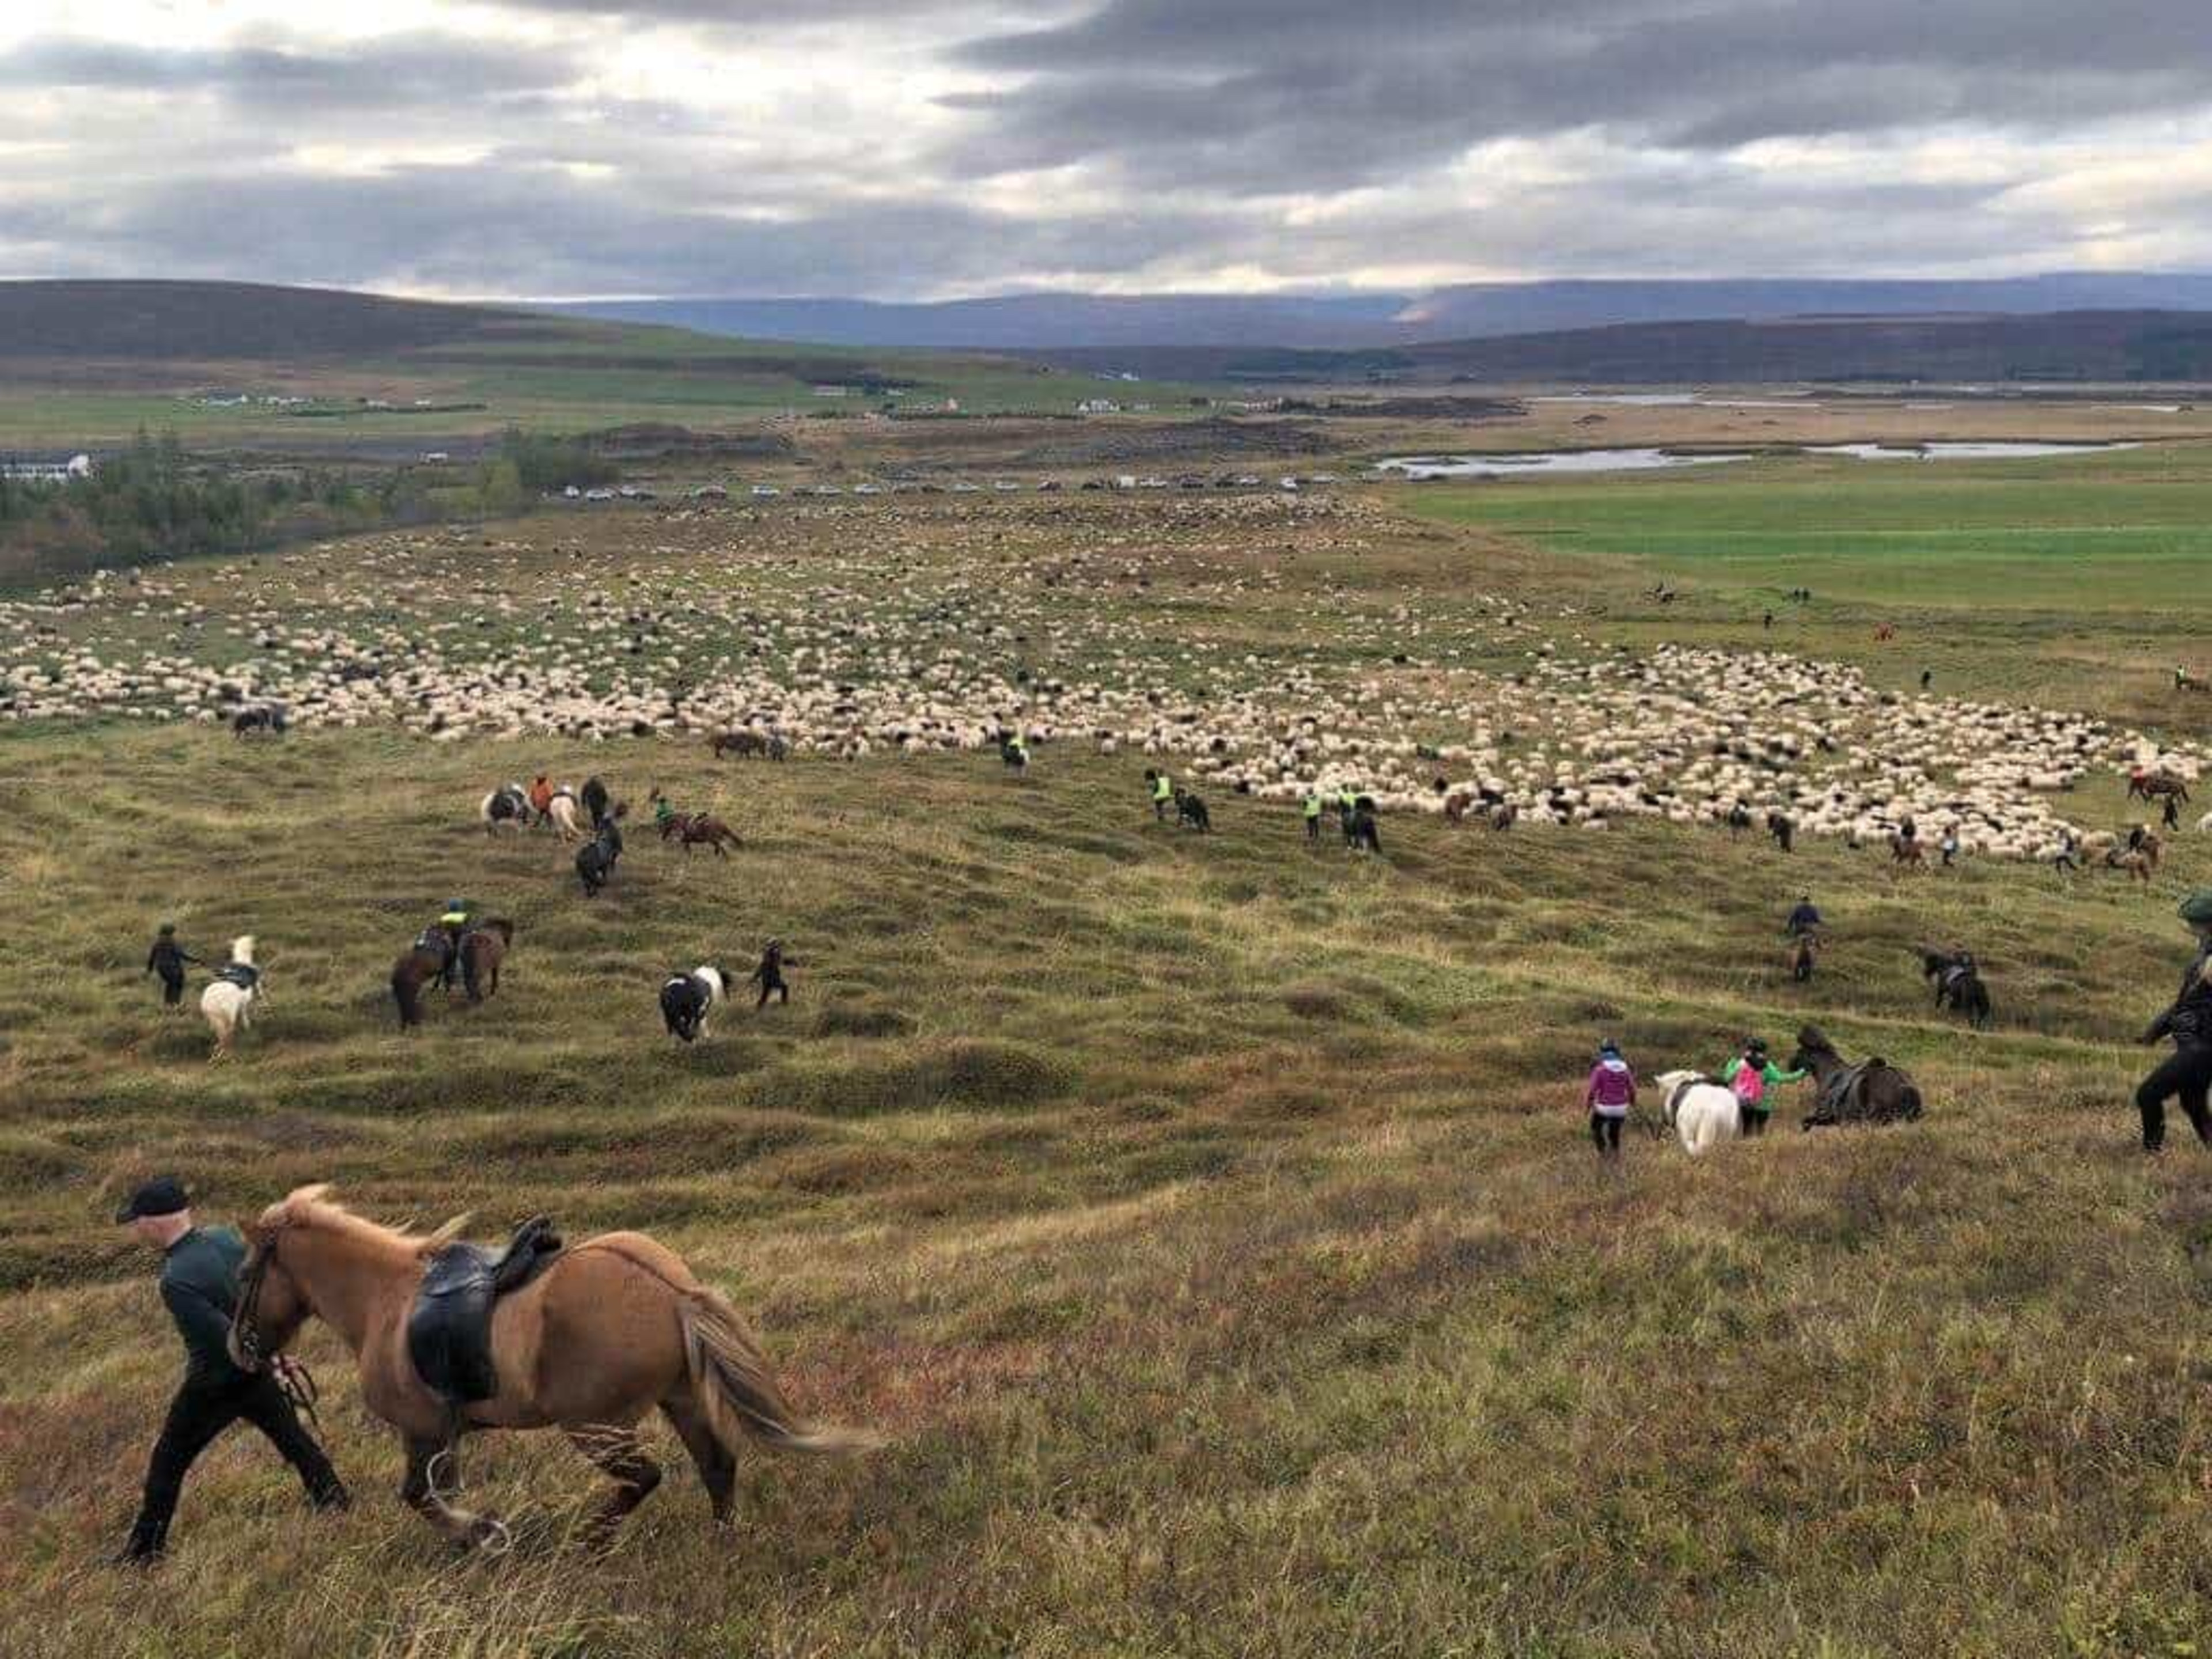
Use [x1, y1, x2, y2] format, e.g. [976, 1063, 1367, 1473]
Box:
[145, 923, 201, 1010]
[1302, 786, 1324, 841]
[2135, 890, 2212, 1153]
[749, 937, 798, 1009]
[111, 1177, 347, 1566]
[1584, 1040, 1637, 1162]
[1718, 1036, 1806, 1137]
[1147, 768, 1174, 821]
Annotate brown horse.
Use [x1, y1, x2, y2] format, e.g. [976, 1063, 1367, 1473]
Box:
[460, 919, 513, 1002]
[2128, 769, 2191, 805]
[671, 816, 741, 857]
[391, 920, 514, 1028]
[1787, 1025, 1923, 1128]
[228, 1187, 877, 1551]
[1890, 833, 1926, 869]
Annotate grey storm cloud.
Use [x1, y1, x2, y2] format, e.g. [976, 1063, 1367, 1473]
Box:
[947, 0, 2212, 186]
[6, 162, 1221, 297]
[2, 1, 2210, 294]
[0, 32, 584, 110]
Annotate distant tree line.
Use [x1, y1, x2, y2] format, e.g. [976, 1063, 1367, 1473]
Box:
[0, 427, 622, 587]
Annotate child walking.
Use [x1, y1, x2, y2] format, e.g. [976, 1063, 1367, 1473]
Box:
[1584, 1040, 1637, 1161]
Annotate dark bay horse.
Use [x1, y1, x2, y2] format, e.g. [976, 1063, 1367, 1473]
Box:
[1922, 949, 1992, 1029]
[228, 1187, 877, 1552]
[1789, 1025, 1925, 1128]
[392, 920, 514, 1027]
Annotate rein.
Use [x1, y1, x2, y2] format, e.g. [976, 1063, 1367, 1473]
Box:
[233, 1234, 329, 1453]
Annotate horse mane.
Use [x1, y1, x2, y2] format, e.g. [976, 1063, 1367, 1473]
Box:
[1796, 1024, 1835, 1056]
[259, 1183, 470, 1256]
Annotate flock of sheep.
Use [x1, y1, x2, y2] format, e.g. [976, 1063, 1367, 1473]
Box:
[1, 491, 2201, 863]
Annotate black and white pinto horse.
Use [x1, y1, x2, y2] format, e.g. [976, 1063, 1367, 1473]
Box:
[575, 813, 624, 897]
[480, 782, 531, 834]
[660, 965, 730, 1042]
[1921, 948, 1993, 1029]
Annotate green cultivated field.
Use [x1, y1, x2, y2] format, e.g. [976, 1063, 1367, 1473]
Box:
[1403, 442, 2212, 724]
[3, 469, 2212, 1656]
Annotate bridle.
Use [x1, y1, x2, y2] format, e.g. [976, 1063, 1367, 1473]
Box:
[233, 1229, 327, 1445]
[232, 1234, 278, 1372]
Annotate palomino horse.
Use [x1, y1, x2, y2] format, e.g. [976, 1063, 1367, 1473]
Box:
[228, 1187, 877, 1551]
[200, 937, 262, 1062]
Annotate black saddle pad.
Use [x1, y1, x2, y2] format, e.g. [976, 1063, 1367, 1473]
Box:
[405, 1218, 563, 1406]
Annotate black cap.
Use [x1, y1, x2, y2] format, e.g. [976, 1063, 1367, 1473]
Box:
[115, 1176, 189, 1224]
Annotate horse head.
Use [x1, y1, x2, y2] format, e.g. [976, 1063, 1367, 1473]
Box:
[1788, 1025, 1834, 1074]
[229, 1183, 332, 1369]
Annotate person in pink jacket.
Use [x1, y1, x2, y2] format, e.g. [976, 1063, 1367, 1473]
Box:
[1585, 1039, 1638, 1161]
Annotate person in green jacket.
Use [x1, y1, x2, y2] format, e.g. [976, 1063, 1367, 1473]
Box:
[111, 1177, 347, 1566]
[1718, 1037, 1807, 1137]
[1147, 768, 1174, 820]
[1302, 787, 1324, 841]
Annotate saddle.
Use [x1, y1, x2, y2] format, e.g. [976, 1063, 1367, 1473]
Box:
[405, 1216, 564, 1407]
[1814, 1060, 1878, 1122]
[215, 963, 260, 990]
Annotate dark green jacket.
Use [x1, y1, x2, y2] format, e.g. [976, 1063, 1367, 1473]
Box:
[161, 1226, 248, 1384]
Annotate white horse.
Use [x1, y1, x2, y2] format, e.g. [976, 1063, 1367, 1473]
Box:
[1656, 1070, 1740, 1157]
[200, 936, 261, 1063]
[546, 788, 584, 842]
[480, 782, 529, 834]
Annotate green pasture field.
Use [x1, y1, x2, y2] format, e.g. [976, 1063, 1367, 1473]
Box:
[1399, 443, 2212, 727]
[0, 321, 1214, 449]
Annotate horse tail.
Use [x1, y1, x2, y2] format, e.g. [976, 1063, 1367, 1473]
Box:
[1900, 1082, 1925, 1121]
[679, 1290, 880, 1459]
[392, 960, 420, 1027]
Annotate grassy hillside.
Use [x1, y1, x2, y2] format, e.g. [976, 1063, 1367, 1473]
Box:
[0, 283, 1200, 448]
[3, 468, 2212, 1655]
[2, 720, 2208, 1657]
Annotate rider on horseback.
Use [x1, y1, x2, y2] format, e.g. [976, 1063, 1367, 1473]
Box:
[1785, 895, 1823, 938]
[425, 899, 474, 990]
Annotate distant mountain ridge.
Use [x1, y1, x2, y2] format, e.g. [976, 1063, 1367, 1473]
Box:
[554, 274, 2212, 351]
[0, 279, 560, 359]
[1043, 310, 2212, 387]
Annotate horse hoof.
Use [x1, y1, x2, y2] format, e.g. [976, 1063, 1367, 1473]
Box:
[473, 1516, 514, 1557]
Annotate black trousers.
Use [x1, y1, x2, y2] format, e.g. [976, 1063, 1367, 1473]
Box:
[1739, 1105, 1771, 1138]
[756, 977, 788, 1008]
[127, 1371, 343, 1554]
[158, 969, 185, 1006]
[2137, 1046, 2212, 1151]
[1589, 1113, 1623, 1157]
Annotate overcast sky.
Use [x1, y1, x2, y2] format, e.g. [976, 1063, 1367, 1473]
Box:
[3, 1, 2210, 299]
